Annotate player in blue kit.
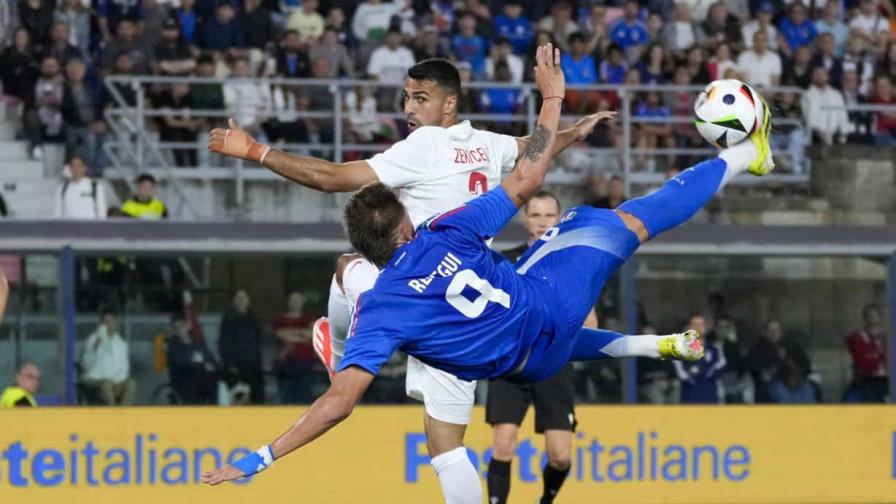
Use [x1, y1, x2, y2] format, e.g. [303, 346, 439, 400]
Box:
[203, 44, 773, 487]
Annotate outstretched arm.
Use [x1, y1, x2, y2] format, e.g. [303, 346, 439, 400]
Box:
[208, 119, 378, 192]
[501, 44, 565, 208]
[201, 366, 375, 485]
[517, 110, 616, 157]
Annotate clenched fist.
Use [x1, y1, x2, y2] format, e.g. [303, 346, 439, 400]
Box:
[208, 119, 270, 163]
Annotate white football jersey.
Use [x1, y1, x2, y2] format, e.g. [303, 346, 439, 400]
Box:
[368, 120, 519, 226]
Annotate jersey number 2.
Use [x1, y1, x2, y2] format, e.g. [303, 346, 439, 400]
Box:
[445, 269, 510, 318]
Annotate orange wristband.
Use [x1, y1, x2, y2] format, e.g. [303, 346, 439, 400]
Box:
[247, 142, 270, 164]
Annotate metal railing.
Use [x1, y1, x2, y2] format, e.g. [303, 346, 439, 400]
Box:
[103, 77, 816, 217]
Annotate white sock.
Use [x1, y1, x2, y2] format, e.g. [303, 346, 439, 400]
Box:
[718, 141, 758, 186]
[599, 335, 661, 359]
[431, 447, 482, 504]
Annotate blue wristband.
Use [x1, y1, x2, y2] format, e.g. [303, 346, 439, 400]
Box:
[232, 445, 275, 477]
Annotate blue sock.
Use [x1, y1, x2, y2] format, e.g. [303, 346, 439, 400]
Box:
[617, 157, 727, 238]
[569, 327, 626, 361]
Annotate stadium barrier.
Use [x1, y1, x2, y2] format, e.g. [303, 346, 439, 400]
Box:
[3, 405, 895, 503]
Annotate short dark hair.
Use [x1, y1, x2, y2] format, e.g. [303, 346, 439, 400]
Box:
[344, 183, 407, 268]
[407, 58, 461, 98]
[136, 173, 156, 185]
[527, 190, 561, 213]
[568, 32, 586, 45]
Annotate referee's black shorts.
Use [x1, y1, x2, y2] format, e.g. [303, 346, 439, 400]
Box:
[486, 365, 576, 433]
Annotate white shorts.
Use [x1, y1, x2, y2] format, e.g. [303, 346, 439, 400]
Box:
[338, 257, 476, 426]
[405, 356, 476, 425]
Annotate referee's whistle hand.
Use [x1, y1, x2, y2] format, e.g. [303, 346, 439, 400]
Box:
[202, 464, 245, 485]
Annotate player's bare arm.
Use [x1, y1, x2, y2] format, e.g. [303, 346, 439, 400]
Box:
[515, 110, 617, 156]
[0, 267, 7, 326]
[502, 44, 565, 208]
[201, 366, 374, 485]
[208, 119, 378, 192]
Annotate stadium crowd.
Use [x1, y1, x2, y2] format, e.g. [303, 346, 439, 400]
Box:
[0, 0, 893, 179]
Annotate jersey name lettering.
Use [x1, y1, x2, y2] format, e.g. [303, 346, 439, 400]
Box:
[453, 147, 490, 165]
[408, 252, 462, 293]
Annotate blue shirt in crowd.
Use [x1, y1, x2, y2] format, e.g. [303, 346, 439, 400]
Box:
[561, 53, 598, 84]
[202, 19, 245, 51]
[451, 34, 488, 77]
[493, 14, 534, 55]
[779, 18, 817, 51]
[599, 61, 627, 84]
[610, 19, 649, 49]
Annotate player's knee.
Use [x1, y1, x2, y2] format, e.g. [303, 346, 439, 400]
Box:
[491, 425, 519, 461]
[547, 454, 571, 471]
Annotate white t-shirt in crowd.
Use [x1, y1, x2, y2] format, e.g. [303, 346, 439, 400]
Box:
[53, 177, 107, 220]
[351, 0, 402, 40]
[367, 119, 519, 227]
[736, 49, 782, 88]
[848, 13, 890, 38]
[741, 21, 779, 50]
[485, 53, 525, 83]
[366, 45, 416, 84]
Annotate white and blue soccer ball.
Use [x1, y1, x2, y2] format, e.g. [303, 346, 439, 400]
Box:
[693, 79, 763, 148]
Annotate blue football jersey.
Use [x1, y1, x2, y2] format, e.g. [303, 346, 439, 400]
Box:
[336, 186, 550, 381]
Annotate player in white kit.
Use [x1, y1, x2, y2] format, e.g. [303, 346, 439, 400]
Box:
[208, 54, 615, 504]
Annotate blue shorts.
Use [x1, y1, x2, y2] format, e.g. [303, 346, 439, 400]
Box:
[509, 206, 640, 382]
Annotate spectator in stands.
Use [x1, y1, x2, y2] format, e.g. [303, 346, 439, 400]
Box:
[273, 291, 316, 404]
[478, 61, 524, 135]
[42, 21, 82, 66]
[802, 65, 851, 144]
[152, 16, 195, 78]
[634, 91, 675, 168]
[1, 363, 40, 408]
[0, 27, 39, 109]
[414, 25, 452, 62]
[661, 2, 702, 58]
[18, 0, 55, 48]
[844, 304, 889, 402]
[812, 33, 843, 90]
[61, 58, 105, 172]
[849, 0, 891, 49]
[599, 43, 627, 85]
[166, 313, 217, 404]
[455, 61, 479, 114]
[25, 55, 65, 162]
[492, 0, 533, 56]
[351, 0, 401, 44]
[484, 37, 522, 84]
[101, 18, 150, 74]
[842, 33, 876, 95]
[674, 314, 725, 403]
[869, 74, 896, 146]
[767, 342, 816, 404]
[815, 0, 848, 57]
[275, 30, 310, 78]
[224, 56, 271, 141]
[218, 289, 264, 404]
[777, 3, 816, 57]
[287, 0, 324, 42]
[326, 6, 353, 48]
[741, 2, 778, 51]
[451, 12, 487, 78]
[747, 320, 785, 403]
[840, 69, 873, 143]
[242, 0, 275, 53]
[706, 42, 737, 81]
[770, 91, 808, 173]
[645, 12, 665, 46]
[80, 310, 136, 406]
[781, 44, 815, 89]
[142, 0, 172, 47]
[367, 27, 414, 110]
[190, 54, 225, 128]
[299, 57, 335, 147]
[53, 155, 107, 219]
[96, 0, 144, 43]
[736, 30, 782, 88]
[201, 1, 245, 57]
[560, 32, 599, 113]
[344, 84, 389, 143]
[264, 76, 304, 145]
[702, 2, 742, 52]
[309, 26, 355, 78]
[683, 45, 710, 84]
[638, 43, 670, 84]
[580, 5, 609, 55]
[176, 0, 199, 46]
[538, 1, 579, 53]
[876, 41, 896, 79]
[609, 0, 648, 62]
[714, 316, 750, 404]
[0, 3, 17, 48]
[156, 82, 201, 167]
[589, 174, 626, 209]
[122, 174, 167, 219]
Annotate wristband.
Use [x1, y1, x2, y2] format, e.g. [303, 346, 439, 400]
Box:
[246, 142, 271, 164]
[232, 445, 275, 477]
[543, 96, 564, 101]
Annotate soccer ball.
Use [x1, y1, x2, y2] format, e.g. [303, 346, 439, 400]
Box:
[693, 79, 763, 148]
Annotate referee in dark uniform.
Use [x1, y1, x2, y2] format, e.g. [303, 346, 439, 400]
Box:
[486, 190, 597, 504]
